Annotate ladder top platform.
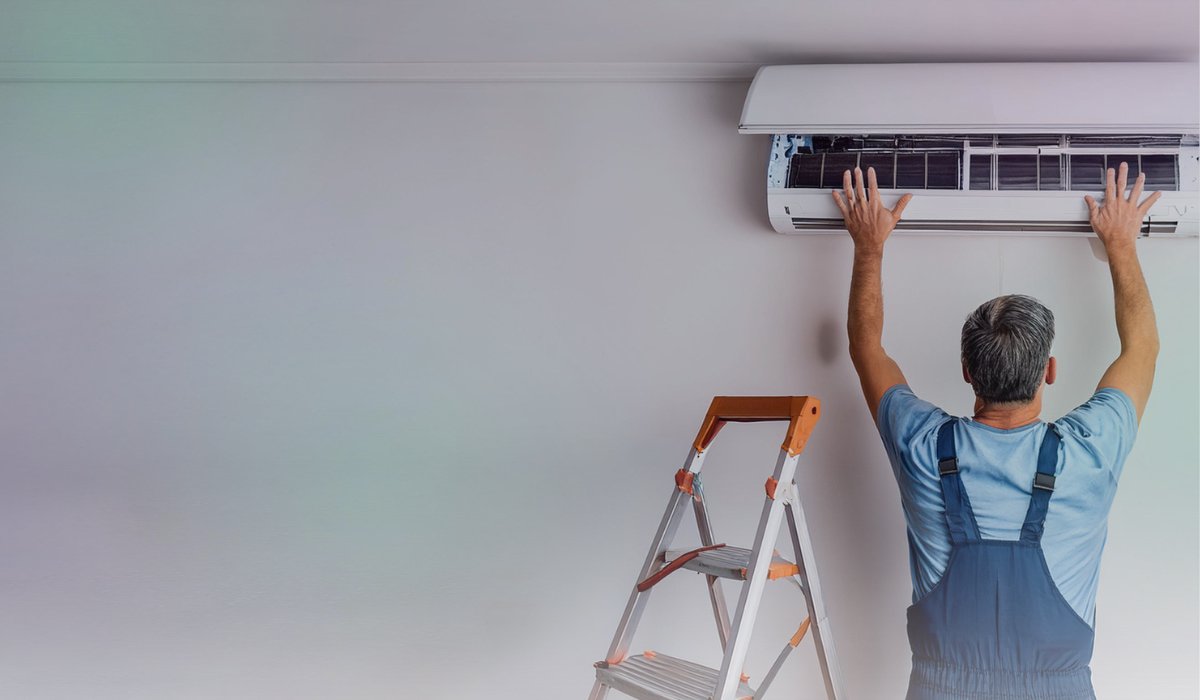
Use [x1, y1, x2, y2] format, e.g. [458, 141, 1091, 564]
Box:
[694, 396, 821, 456]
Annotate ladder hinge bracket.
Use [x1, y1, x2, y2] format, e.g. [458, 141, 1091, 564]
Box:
[766, 477, 794, 503]
[675, 469, 695, 495]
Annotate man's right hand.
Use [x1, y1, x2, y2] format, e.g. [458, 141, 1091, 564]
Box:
[1087, 161, 1160, 425]
[1084, 162, 1162, 250]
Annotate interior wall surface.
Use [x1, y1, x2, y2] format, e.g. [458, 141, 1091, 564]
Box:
[0, 80, 1195, 699]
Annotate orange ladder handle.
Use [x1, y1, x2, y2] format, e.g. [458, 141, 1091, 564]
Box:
[692, 396, 821, 456]
[635, 544, 727, 592]
[789, 617, 812, 647]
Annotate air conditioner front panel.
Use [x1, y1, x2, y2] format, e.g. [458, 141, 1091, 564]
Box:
[740, 63, 1200, 135]
[768, 189, 1199, 237]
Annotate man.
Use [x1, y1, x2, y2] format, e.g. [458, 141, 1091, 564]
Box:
[835, 162, 1159, 700]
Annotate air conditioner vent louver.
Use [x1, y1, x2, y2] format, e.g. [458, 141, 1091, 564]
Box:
[1067, 134, 1196, 147]
[996, 135, 1061, 147]
[790, 218, 1179, 235]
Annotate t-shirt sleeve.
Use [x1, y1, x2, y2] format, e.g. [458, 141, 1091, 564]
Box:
[1055, 387, 1139, 482]
[876, 384, 950, 482]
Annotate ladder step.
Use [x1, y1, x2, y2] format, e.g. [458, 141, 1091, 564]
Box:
[666, 546, 798, 581]
[595, 652, 755, 700]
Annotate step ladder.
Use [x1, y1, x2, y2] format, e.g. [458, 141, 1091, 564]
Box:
[589, 396, 845, 700]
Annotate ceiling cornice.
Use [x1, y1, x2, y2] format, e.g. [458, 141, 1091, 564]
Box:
[0, 61, 761, 83]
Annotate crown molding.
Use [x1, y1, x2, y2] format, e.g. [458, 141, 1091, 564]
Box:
[0, 61, 761, 83]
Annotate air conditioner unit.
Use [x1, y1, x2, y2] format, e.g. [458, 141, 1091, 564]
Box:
[739, 63, 1200, 237]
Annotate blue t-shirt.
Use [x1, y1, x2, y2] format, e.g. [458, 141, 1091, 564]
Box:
[876, 385, 1137, 627]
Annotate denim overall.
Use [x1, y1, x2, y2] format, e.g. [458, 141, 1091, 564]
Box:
[905, 419, 1096, 700]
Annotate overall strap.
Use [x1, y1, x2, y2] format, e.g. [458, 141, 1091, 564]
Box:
[936, 419, 981, 545]
[1020, 423, 1061, 544]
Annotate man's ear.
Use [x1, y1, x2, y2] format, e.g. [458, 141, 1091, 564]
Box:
[962, 363, 972, 385]
[1045, 356, 1057, 385]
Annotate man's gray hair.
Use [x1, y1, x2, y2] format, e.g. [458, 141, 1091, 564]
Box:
[961, 294, 1055, 405]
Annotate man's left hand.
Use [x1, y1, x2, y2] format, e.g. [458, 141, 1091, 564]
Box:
[832, 166, 913, 252]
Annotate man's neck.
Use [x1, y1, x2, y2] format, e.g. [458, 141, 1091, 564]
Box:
[972, 397, 1042, 430]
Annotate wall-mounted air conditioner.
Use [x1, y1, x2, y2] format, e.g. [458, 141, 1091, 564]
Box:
[740, 63, 1200, 236]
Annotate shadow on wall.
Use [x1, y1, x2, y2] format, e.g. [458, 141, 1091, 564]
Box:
[815, 317, 842, 365]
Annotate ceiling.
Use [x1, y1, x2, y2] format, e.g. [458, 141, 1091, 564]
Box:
[2, 1, 1197, 65]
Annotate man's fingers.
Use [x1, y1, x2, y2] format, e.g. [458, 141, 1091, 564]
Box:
[1136, 190, 1162, 217]
[1129, 172, 1145, 203]
[854, 166, 867, 203]
[1104, 168, 1116, 202]
[1116, 161, 1129, 197]
[1084, 195, 1098, 216]
[842, 169, 855, 204]
[867, 166, 879, 198]
[891, 193, 913, 219]
[832, 190, 849, 218]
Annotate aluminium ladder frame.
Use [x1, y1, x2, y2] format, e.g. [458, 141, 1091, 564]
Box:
[589, 396, 845, 700]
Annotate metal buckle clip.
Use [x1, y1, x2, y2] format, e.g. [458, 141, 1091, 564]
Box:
[1033, 472, 1056, 491]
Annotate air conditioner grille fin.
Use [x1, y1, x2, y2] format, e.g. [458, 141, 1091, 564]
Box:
[780, 133, 1189, 191]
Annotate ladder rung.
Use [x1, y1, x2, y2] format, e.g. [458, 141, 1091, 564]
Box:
[666, 546, 799, 581]
[595, 652, 755, 700]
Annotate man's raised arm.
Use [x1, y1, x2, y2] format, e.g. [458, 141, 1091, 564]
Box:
[835, 167, 914, 423]
[1085, 162, 1161, 424]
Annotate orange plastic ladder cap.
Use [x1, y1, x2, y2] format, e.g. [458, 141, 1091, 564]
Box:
[675, 470, 695, 495]
[768, 560, 800, 580]
[790, 617, 812, 647]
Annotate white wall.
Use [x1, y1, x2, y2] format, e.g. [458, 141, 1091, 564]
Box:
[0, 80, 1195, 699]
